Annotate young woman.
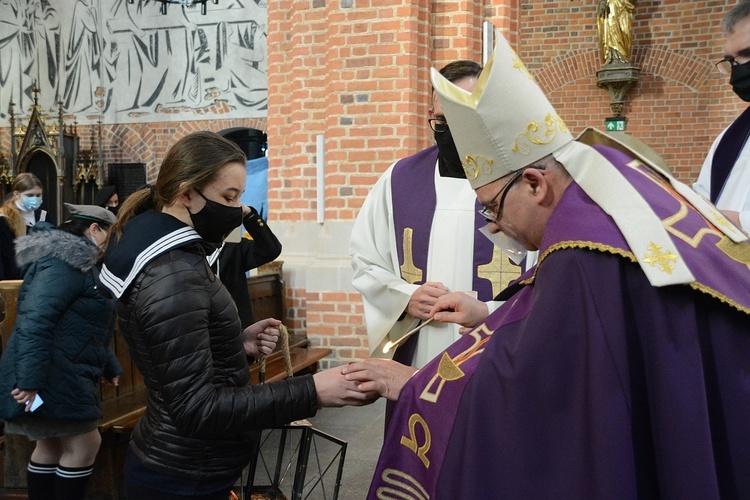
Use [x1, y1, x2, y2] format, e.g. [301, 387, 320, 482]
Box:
[0, 204, 122, 500]
[0, 173, 47, 280]
[98, 131, 375, 499]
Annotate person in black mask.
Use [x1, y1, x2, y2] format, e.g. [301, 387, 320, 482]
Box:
[93, 185, 120, 216]
[693, 0, 750, 232]
[98, 131, 378, 499]
[350, 60, 515, 431]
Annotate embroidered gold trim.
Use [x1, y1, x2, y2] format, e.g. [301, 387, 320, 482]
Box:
[689, 281, 750, 316]
[518, 241, 637, 286]
[716, 236, 750, 265]
[462, 154, 494, 181]
[512, 113, 569, 156]
[511, 51, 534, 80]
[378, 468, 429, 499]
[516, 241, 750, 316]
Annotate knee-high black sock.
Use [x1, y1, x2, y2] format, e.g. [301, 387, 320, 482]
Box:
[27, 461, 58, 500]
[55, 464, 94, 500]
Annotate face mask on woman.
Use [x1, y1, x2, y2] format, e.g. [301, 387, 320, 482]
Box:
[188, 189, 243, 243]
[20, 195, 43, 211]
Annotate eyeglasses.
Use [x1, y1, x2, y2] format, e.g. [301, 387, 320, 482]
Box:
[715, 55, 750, 75]
[478, 166, 546, 224]
[428, 117, 448, 133]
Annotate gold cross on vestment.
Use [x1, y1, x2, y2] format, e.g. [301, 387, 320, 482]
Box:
[400, 228, 423, 284]
[642, 241, 679, 275]
[478, 247, 521, 297]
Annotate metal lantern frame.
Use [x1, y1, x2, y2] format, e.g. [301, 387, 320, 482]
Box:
[245, 420, 347, 500]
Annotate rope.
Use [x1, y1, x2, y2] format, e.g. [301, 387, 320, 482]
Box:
[280, 324, 292, 378]
[258, 323, 293, 384]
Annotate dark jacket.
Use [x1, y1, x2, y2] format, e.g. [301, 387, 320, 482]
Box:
[0, 227, 122, 421]
[211, 207, 282, 328]
[0, 208, 46, 280]
[103, 211, 316, 482]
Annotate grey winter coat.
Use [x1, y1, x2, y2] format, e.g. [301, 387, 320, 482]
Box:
[0, 227, 122, 421]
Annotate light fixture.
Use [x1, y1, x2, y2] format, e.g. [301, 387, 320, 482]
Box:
[127, 0, 218, 15]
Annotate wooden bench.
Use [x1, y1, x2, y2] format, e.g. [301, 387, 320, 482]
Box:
[1, 262, 331, 499]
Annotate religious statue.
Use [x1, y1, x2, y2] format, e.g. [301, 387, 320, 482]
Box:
[597, 0, 635, 64]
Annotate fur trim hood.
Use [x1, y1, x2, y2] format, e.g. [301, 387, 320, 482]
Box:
[15, 228, 100, 272]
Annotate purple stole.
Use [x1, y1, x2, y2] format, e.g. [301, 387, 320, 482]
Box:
[390, 145, 495, 301]
[369, 144, 750, 498]
[711, 106, 750, 203]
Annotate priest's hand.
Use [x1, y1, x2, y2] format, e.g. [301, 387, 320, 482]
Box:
[313, 367, 380, 407]
[431, 292, 489, 333]
[242, 318, 281, 357]
[406, 282, 449, 320]
[342, 359, 417, 401]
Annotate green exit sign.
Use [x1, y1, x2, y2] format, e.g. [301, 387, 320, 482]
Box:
[605, 117, 627, 131]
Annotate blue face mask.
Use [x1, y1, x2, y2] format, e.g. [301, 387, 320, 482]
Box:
[21, 196, 43, 211]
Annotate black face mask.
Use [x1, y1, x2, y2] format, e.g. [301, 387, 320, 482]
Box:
[106, 205, 119, 216]
[434, 127, 466, 178]
[730, 60, 750, 102]
[188, 189, 243, 243]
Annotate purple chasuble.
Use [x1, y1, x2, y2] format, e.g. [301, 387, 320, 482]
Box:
[369, 145, 750, 499]
[710, 106, 750, 203]
[369, 285, 534, 499]
[390, 145, 495, 301]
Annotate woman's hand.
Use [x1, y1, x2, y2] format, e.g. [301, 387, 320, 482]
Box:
[313, 367, 381, 408]
[11, 388, 39, 412]
[342, 359, 417, 401]
[242, 318, 281, 357]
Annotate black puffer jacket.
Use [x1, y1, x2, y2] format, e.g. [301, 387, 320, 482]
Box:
[0, 227, 121, 421]
[105, 211, 317, 482]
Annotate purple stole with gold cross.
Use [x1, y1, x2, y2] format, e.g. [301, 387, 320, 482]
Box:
[390, 145, 496, 300]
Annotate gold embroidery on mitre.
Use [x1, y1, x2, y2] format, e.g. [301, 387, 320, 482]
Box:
[642, 242, 679, 275]
[511, 51, 534, 80]
[716, 236, 750, 265]
[512, 113, 569, 155]
[378, 468, 429, 500]
[462, 155, 494, 181]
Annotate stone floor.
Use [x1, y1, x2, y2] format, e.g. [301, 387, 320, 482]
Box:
[306, 398, 385, 498]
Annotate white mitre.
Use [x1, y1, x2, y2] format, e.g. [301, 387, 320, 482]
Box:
[431, 31, 747, 287]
